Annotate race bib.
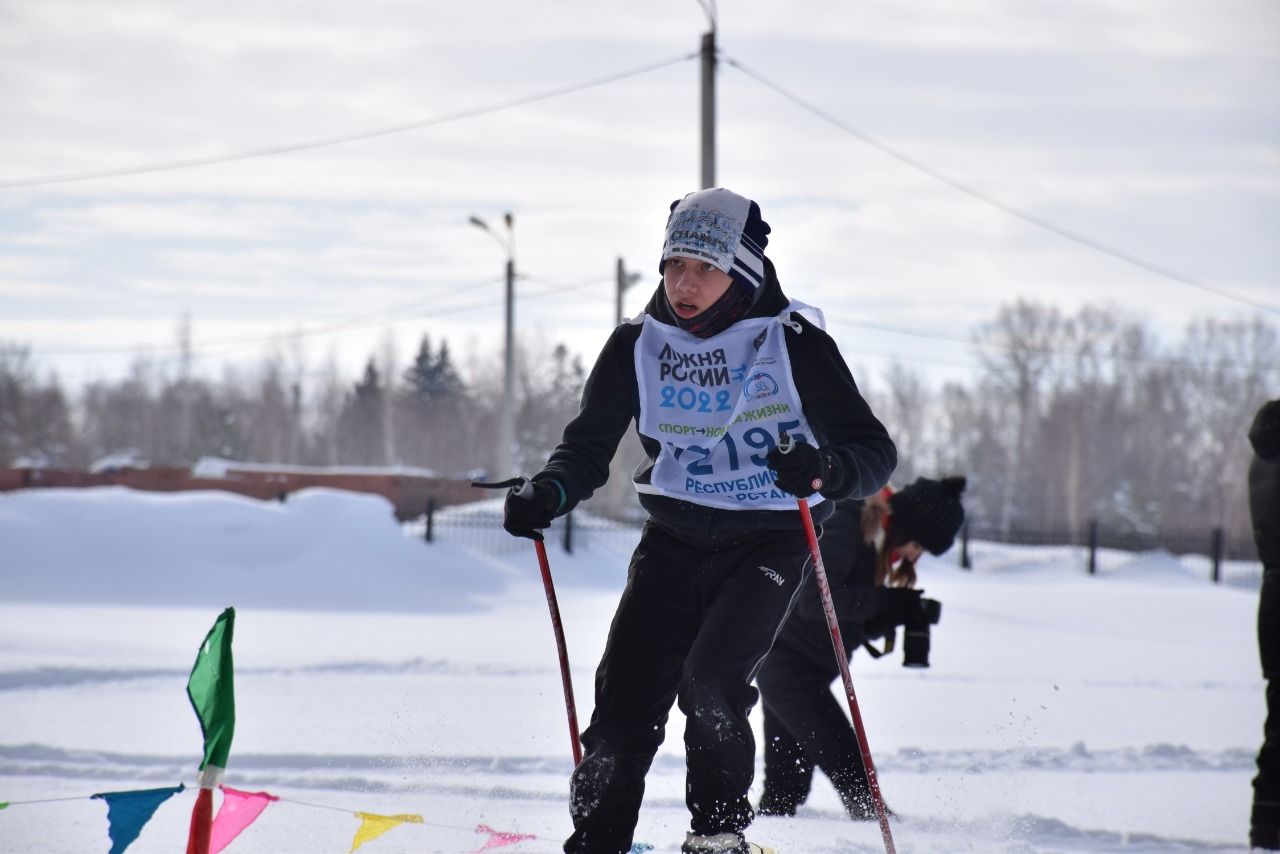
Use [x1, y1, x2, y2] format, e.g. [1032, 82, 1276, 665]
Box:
[634, 305, 821, 511]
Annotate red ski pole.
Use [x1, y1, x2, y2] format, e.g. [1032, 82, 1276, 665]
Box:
[473, 477, 583, 766]
[780, 437, 896, 854]
[532, 536, 584, 766]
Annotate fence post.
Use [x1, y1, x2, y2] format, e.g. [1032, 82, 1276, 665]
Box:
[1211, 526, 1224, 584]
[425, 498, 437, 543]
[960, 521, 971, 570]
[1087, 520, 1098, 575]
[563, 511, 574, 554]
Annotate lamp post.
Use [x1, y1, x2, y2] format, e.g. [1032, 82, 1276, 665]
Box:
[697, 0, 717, 188]
[469, 212, 517, 479]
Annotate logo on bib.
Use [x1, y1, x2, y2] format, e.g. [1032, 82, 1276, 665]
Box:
[743, 372, 779, 400]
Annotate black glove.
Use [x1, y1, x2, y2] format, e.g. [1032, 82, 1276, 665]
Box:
[766, 441, 840, 498]
[502, 478, 564, 541]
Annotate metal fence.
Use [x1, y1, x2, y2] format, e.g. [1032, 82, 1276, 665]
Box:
[408, 500, 1263, 586]
[958, 520, 1259, 584]
[403, 497, 643, 561]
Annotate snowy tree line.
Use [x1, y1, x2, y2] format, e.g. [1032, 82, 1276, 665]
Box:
[871, 301, 1275, 555]
[1, 300, 1275, 552]
[0, 332, 587, 483]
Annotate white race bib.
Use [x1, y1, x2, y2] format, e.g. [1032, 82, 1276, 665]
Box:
[634, 304, 821, 511]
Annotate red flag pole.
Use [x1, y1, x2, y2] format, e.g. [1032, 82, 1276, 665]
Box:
[796, 497, 896, 854]
[185, 787, 213, 854]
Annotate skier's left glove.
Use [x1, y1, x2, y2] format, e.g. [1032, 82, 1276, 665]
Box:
[502, 477, 565, 541]
[766, 441, 841, 498]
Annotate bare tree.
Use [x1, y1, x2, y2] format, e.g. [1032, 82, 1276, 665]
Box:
[1174, 316, 1279, 539]
[309, 353, 347, 466]
[0, 343, 76, 467]
[932, 379, 1008, 531]
[515, 337, 586, 475]
[243, 356, 295, 463]
[870, 360, 930, 486]
[80, 358, 161, 464]
[379, 332, 399, 465]
[1039, 306, 1147, 535]
[974, 300, 1066, 533]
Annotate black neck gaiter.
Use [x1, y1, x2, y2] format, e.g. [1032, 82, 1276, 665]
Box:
[671, 280, 756, 338]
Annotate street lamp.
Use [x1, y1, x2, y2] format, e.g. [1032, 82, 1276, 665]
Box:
[470, 212, 517, 479]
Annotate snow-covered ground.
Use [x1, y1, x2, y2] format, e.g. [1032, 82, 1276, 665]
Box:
[0, 486, 1265, 853]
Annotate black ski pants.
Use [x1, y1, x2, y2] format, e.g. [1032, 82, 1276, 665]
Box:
[564, 520, 810, 854]
[756, 628, 875, 819]
[1254, 566, 1280, 848]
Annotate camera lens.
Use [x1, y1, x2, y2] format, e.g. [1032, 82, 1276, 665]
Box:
[902, 625, 930, 668]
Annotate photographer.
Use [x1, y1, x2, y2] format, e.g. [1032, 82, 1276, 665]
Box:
[755, 476, 966, 821]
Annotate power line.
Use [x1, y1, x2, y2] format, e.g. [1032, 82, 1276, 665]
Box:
[519, 273, 620, 303]
[31, 272, 616, 359]
[823, 311, 1280, 374]
[723, 55, 1279, 316]
[0, 52, 698, 190]
[32, 275, 507, 357]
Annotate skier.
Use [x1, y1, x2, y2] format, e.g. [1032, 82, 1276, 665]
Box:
[756, 476, 966, 820]
[501, 187, 897, 854]
[1250, 399, 1280, 851]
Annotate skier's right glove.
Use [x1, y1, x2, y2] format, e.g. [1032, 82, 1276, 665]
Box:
[502, 477, 565, 541]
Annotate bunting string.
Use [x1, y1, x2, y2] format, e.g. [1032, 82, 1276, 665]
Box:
[0, 610, 549, 853]
[278, 796, 482, 834]
[1, 783, 547, 853]
[0, 795, 91, 805]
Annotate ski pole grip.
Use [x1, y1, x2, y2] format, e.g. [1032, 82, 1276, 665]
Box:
[470, 476, 534, 499]
[778, 431, 795, 455]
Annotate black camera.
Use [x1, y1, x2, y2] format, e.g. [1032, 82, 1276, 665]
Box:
[864, 588, 943, 668]
[902, 595, 942, 668]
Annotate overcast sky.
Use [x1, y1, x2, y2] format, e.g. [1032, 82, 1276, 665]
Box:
[2, 0, 1277, 394]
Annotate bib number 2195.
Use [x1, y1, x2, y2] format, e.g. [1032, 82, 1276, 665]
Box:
[668, 420, 808, 476]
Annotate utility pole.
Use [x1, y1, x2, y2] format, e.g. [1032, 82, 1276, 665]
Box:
[615, 257, 641, 327]
[699, 26, 716, 189]
[469, 212, 517, 479]
[500, 212, 516, 479]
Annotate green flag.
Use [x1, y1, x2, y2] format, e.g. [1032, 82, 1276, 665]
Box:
[187, 607, 235, 782]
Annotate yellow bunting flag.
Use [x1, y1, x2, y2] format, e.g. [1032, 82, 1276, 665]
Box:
[349, 812, 424, 853]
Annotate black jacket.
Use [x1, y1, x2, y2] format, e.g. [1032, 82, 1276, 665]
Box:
[538, 258, 896, 543]
[779, 498, 938, 668]
[781, 500, 881, 663]
[1251, 400, 1280, 572]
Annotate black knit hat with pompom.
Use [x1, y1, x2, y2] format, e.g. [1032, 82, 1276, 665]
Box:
[889, 476, 968, 555]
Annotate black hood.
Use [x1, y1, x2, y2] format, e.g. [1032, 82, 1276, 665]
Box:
[1252, 399, 1280, 461]
[642, 256, 790, 327]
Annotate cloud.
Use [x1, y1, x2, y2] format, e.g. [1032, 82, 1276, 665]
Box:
[0, 0, 1274, 392]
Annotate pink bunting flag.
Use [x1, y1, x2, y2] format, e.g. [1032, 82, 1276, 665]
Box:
[474, 823, 537, 851]
[209, 786, 278, 854]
